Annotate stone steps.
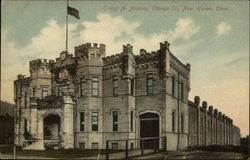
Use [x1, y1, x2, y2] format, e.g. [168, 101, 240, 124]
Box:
[23, 140, 44, 150]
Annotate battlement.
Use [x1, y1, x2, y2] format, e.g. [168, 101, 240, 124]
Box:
[201, 101, 208, 111]
[123, 44, 133, 53]
[160, 41, 170, 51]
[218, 112, 222, 117]
[29, 58, 54, 70]
[103, 53, 123, 64]
[135, 49, 160, 64]
[208, 105, 213, 113]
[15, 74, 31, 86]
[214, 109, 218, 115]
[75, 43, 105, 58]
[170, 53, 190, 71]
[190, 96, 233, 123]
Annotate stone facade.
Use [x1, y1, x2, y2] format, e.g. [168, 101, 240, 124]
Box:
[14, 41, 240, 150]
[188, 96, 240, 146]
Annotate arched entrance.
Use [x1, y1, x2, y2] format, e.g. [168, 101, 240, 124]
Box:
[140, 113, 159, 149]
[43, 114, 60, 149]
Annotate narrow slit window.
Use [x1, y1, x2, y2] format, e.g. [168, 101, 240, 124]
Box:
[92, 112, 99, 131]
[172, 76, 175, 96]
[42, 86, 48, 98]
[112, 75, 118, 96]
[80, 78, 85, 97]
[130, 111, 134, 131]
[172, 111, 175, 132]
[146, 73, 153, 94]
[80, 112, 84, 131]
[112, 111, 118, 131]
[92, 77, 99, 96]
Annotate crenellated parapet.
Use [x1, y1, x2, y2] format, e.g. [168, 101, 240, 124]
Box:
[103, 53, 124, 69]
[103, 44, 137, 76]
[188, 96, 237, 146]
[208, 106, 213, 115]
[135, 50, 160, 64]
[123, 44, 133, 53]
[29, 58, 54, 74]
[16, 74, 31, 84]
[75, 43, 105, 61]
[213, 108, 218, 116]
[222, 114, 225, 121]
[218, 112, 222, 119]
[201, 101, 208, 112]
[170, 53, 190, 73]
[194, 96, 201, 106]
[102, 41, 190, 78]
[159, 41, 170, 51]
[189, 96, 234, 125]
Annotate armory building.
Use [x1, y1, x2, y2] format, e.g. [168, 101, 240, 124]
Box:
[14, 41, 240, 150]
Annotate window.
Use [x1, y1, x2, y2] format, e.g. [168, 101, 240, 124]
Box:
[130, 111, 133, 131]
[80, 112, 84, 131]
[111, 143, 118, 150]
[130, 79, 134, 95]
[59, 85, 69, 96]
[24, 92, 28, 108]
[172, 76, 175, 96]
[112, 75, 118, 96]
[42, 86, 48, 98]
[112, 111, 118, 131]
[24, 119, 28, 133]
[172, 111, 175, 132]
[92, 112, 98, 131]
[92, 143, 98, 149]
[79, 143, 85, 149]
[80, 78, 85, 97]
[180, 82, 184, 101]
[33, 87, 36, 98]
[181, 114, 184, 133]
[146, 73, 153, 94]
[130, 143, 134, 150]
[92, 77, 99, 96]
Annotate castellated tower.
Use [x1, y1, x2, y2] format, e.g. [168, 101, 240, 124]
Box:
[14, 59, 54, 147]
[74, 43, 106, 149]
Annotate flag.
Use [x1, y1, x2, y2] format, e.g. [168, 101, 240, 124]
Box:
[67, 6, 80, 19]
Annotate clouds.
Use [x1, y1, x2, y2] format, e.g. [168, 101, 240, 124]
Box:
[80, 14, 200, 55]
[216, 22, 231, 36]
[80, 14, 141, 55]
[167, 17, 200, 40]
[1, 19, 79, 103]
[1, 14, 200, 103]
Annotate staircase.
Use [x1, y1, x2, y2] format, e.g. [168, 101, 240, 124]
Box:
[23, 140, 45, 150]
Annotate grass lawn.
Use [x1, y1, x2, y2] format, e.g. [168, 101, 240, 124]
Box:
[0, 147, 105, 158]
[0, 146, 117, 158]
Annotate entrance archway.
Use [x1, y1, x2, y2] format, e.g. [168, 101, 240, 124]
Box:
[140, 112, 159, 149]
[43, 114, 60, 140]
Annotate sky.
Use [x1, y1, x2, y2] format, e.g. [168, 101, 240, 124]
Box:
[1, 0, 249, 137]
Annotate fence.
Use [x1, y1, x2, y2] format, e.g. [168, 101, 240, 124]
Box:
[105, 136, 167, 160]
[0, 145, 16, 160]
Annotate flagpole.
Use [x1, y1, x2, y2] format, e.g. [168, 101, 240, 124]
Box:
[66, 0, 69, 52]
